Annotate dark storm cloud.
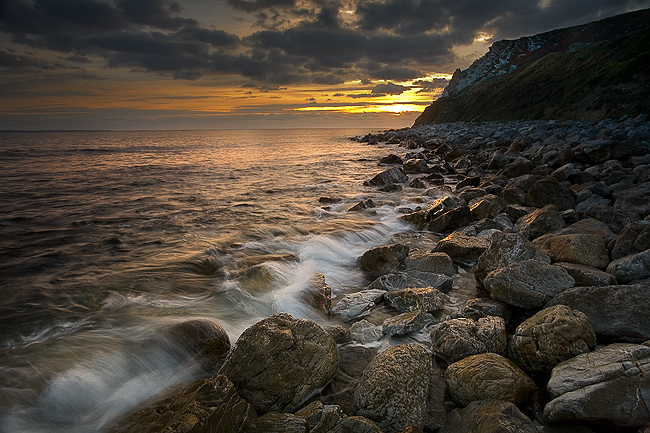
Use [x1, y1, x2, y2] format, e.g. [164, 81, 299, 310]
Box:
[371, 82, 407, 94]
[226, 0, 297, 12]
[0, 50, 56, 70]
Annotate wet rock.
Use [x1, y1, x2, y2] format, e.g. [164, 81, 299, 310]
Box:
[607, 248, 650, 282]
[324, 325, 352, 344]
[365, 166, 408, 187]
[353, 344, 432, 433]
[546, 284, 650, 343]
[450, 298, 510, 321]
[404, 270, 453, 292]
[382, 310, 434, 336]
[544, 343, 650, 428]
[359, 244, 409, 276]
[433, 232, 490, 265]
[538, 233, 610, 269]
[444, 353, 536, 407]
[514, 204, 566, 241]
[368, 273, 408, 291]
[331, 289, 385, 322]
[303, 273, 332, 316]
[162, 319, 231, 374]
[468, 194, 506, 220]
[430, 317, 506, 364]
[108, 375, 256, 433]
[350, 319, 383, 344]
[439, 399, 537, 433]
[554, 262, 616, 286]
[404, 252, 455, 276]
[427, 205, 471, 233]
[403, 158, 429, 174]
[509, 305, 596, 372]
[383, 287, 447, 313]
[294, 401, 344, 433]
[348, 199, 376, 212]
[475, 231, 550, 282]
[610, 221, 650, 260]
[243, 412, 307, 433]
[330, 416, 383, 433]
[483, 259, 574, 309]
[525, 177, 576, 211]
[219, 313, 338, 414]
[379, 154, 403, 165]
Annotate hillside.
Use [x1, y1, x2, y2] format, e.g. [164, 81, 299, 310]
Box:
[414, 8, 650, 125]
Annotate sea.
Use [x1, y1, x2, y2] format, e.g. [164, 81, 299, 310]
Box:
[0, 128, 448, 432]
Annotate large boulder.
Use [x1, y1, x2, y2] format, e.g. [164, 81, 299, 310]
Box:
[469, 194, 507, 220]
[161, 319, 231, 374]
[219, 313, 338, 414]
[350, 319, 383, 344]
[537, 233, 610, 269]
[108, 375, 256, 433]
[404, 252, 455, 276]
[330, 289, 385, 322]
[382, 310, 434, 336]
[430, 317, 506, 364]
[483, 259, 575, 309]
[475, 231, 550, 282]
[383, 287, 447, 313]
[509, 305, 596, 372]
[546, 285, 650, 343]
[525, 177, 576, 211]
[294, 401, 344, 433]
[583, 205, 639, 234]
[364, 166, 408, 187]
[554, 262, 617, 287]
[428, 205, 471, 233]
[439, 400, 537, 433]
[514, 204, 566, 241]
[607, 248, 650, 283]
[403, 158, 429, 174]
[359, 244, 409, 276]
[353, 344, 432, 433]
[434, 232, 490, 265]
[544, 343, 650, 428]
[444, 353, 536, 407]
[450, 298, 510, 321]
[610, 221, 650, 260]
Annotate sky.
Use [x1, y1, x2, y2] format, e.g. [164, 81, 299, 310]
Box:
[0, 0, 648, 130]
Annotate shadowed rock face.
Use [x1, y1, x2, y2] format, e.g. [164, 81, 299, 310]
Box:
[219, 313, 339, 414]
[440, 400, 537, 433]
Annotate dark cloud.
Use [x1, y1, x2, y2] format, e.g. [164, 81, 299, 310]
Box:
[312, 73, 345, 84]
[366, 64, 422, 80]
[371, 82, 407, 95]
[118, 0, 191, 29]
[226, 0, 297, 12]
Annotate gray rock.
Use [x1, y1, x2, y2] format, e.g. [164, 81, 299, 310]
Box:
[469, 194, 507, 220]
[403, 158, 429, 174]
[434, 232, 490, 265]
[607, 248, 650, 283]
[382, 310, 434, 336]
[610, 221, 650, 260]
[219, 313, 338, 414]
[430, 317, 506, 364]
[161, 319, 231, 374]
[331, 289, 385, 322]
[544, 343, 650, 428]
[108, 375, 255, 433]
[483, 259, 574, 309]
[350, 319, 383, 344]
[509, 305, 596, 372]
[546, 284, 650, 343]
[368, 273, 408, 291]
[404, 270, 453, 293]
[514, 204, 566, 241]
[583, 205, 639, 234]
[450, 298, 510, 321]
[404, 252, 455, 276]
[525, 177, 576, 211]
[580, 138, 650, 164]
[359, 244, 409, 276]
[365, 166, 408, 186]
[475, 231, 550, 282]
[324, 325, 352, 344]
[554, 262, 617, 286]
[439, 400, 537, 433]
[538, 233, 610, 269]
[354, 343, 432, 433]
[294, 401, 344, 433]
[428, 205, 471, 233]
[444, 353, 536, 407]
[383, 287, 447, 313]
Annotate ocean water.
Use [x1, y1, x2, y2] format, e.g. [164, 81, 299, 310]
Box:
[0, 128, 443, 432]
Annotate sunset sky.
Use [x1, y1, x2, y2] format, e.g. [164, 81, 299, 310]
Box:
[1, 0, 648, 130]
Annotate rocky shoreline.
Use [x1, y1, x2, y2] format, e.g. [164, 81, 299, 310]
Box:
[108, 116, 650, 433]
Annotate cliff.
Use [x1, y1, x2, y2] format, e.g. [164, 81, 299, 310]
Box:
[414, 8, 650, 125]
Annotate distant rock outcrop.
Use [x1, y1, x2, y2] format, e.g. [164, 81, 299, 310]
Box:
[414, 8, 650, 125]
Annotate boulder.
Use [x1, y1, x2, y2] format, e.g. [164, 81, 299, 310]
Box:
[359, 244, 409, 276]
[583, 205, 639, 234]
[303, 273, 331, 316]
[469, 194, 507, 220]
[161, 319, 231, 374]
[475, 231, 550, 282]
[108, 375, 256, 433]
[509, 305, 596, 372]
[428, 206, 471, 233]
[368, 273, 408, 291]
[329, 416, 383, 433]
[546, 284, 650, 343]
[382, 310, 434, 336]
[501, 186, 526, 205]
[348, 199, 376, 212]
[538, 233, 610, 269]
[610, 221, 650, 260]
[544, 343, 650, 428]
[294, 401, 344, 433]
[434, 232, 490, 265]
[403, 158, 429, 174]
[439, 400, 537, 433]
[242, 412, 306, 433]
[403, 270, 453, 292]
[350, 319, 383, 344]
[353, 344, 432, 433]
[450, 298, 510, 321]
[514, 204, 566, 241]
[219, 313, 338, 414]
[364, 166, 408, 187]
[383, 287, 447, 313]
[379, 154, 403, 165]
[324, 325, 352, 344]
[483, 259, 574, 309]
[331, 289, 385, 322]
[525, 177, 576, 211]
[554, 262, 617, 286]
[580, 138, 650, 163]
[404, 252, 455, 277]
[429, 317, 506, 364]
[444, 353, 536, 407]
[607, 248, 650, 283]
